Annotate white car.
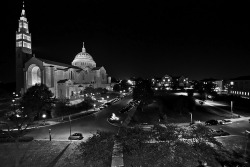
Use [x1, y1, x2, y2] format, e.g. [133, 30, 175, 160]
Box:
[219, 119, 232, 125]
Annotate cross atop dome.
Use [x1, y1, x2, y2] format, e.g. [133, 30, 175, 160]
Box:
[82, 42, 86, 53]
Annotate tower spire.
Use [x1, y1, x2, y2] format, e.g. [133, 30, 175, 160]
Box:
[21, 1, 26, 17]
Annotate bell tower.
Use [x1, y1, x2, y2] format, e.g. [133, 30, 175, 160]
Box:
[16, 1, 32, 94]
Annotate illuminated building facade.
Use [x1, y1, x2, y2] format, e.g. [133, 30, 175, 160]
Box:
[151, 75, 189, 90]
[228, 76, 250, 99]
[16, 3, 111, 99]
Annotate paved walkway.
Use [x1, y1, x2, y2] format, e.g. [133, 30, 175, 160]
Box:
[111, 141, 124, 167]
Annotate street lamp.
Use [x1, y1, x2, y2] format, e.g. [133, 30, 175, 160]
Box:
[49, 129, 51, 141]
[42, 114, 46, 126]
[12, 99, 15, 113]
[231, 101, 233, 117]
[107, 96, 109, 99]
[69, 115, 72, 137]
[93, 104, 96, 111]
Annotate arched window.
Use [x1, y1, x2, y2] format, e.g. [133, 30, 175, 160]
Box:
[71, 71, 73, 80]
[31, 66, 41, 85]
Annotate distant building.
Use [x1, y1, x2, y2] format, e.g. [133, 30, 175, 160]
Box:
[151, 75, 190, 90]
[16, 3, 111, 99]
[172, 76, 189, 89]
[228, 76, 250, 99]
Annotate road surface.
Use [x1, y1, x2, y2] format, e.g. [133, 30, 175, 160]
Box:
[26, 96, 132, 141]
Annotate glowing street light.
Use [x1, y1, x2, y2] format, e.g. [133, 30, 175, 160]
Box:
[107, 96, 109, 99]
[42, 114, 46, 125]
[93, 104, 96, 111]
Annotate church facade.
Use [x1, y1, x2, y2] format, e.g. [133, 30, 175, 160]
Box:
[16, 4, 111, 99]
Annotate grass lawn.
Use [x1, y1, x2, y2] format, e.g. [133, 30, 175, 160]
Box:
[216, 135, 249, 156]
[0, 140, 74, 167]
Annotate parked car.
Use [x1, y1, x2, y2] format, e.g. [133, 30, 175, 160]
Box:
[220, 119, 232, 125]
[68, 133, 83, 140]
[212, 130, 230, 137]
[205, 120, 218, 126]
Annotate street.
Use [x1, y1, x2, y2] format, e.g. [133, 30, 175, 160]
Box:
[26, 96, 132, 141]
[193, 99, 250, 137]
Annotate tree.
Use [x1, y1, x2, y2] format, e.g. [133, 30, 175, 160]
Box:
[20, 84, 54, 120]
[77, 131, 114, 167]
[133, 79, 154, 111]
[112, 84, 121, 92]
[173, 95, 195, 115]
[115, 124, 244, 167]
[95, 87, 108, 94]
[83, 86, 95, 95]
[120, 79, 130, 91]
[0, 84, 53, 167]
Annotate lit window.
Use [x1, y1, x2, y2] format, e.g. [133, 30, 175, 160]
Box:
[27, 43, 31, 49]
[23, 23, 28, 29]
[23, 34, 31, 41]
[19, 22, 22, 28]
[16, 34, 22, 40]
[23, 41, 31, 49]
[16, 41, 22, 47]
[20, 17, 27, 21]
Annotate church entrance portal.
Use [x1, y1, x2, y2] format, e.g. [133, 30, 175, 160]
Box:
[27, 64, 41, 88]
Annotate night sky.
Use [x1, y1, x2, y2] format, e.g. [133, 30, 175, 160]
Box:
[2, 0, 250, 82]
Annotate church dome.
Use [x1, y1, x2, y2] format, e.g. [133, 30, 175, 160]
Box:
[72, 42, 96, 68]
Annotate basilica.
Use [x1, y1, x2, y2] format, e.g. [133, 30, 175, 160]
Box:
[16, 4, 111, 99]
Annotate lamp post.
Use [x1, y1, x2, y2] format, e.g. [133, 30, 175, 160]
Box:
[49, 129, 51, 141]
[107, 96, 109, 100]
[231, 101, 233, 117]
[42, 114, 46, 126]
[93, 104, 96, 111]
[12, 99, 15, 114]
[69, 115, 71, 137]
[189, 112, 192, 124]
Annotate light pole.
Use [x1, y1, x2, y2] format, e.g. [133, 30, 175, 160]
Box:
[42, 114, 46, 126]
[189, 112, 192, 124]
[93, 104, 96, 111]
[12, 99, 15, 114]
[69, 115, 71, 137]
[231, 101, 233, 117]
[49, 129, 51, 141]
[107, 96, 109, 100]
